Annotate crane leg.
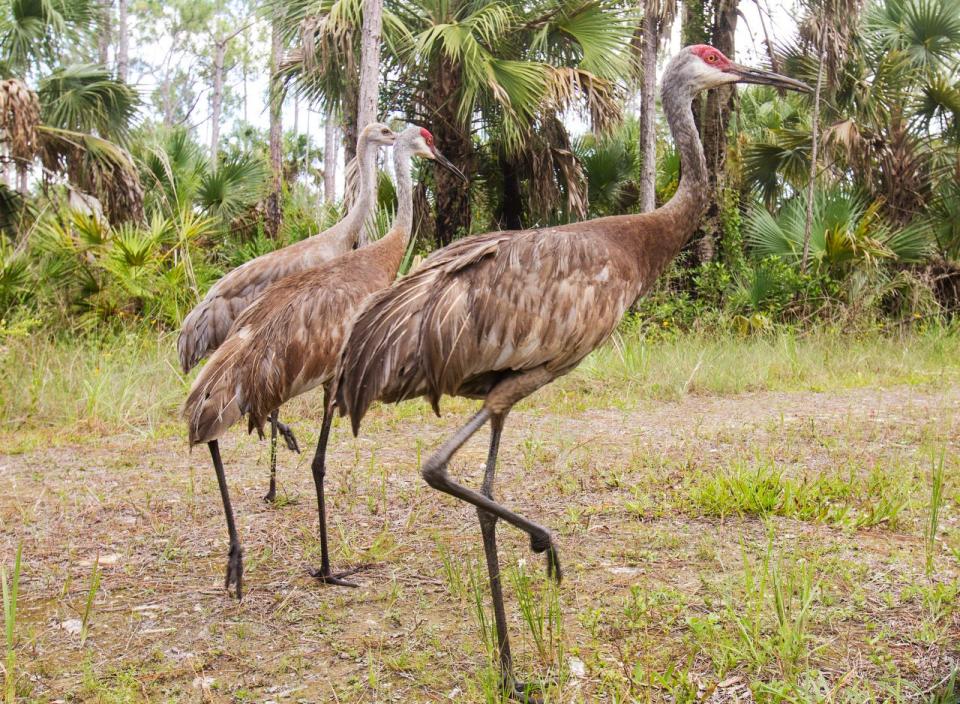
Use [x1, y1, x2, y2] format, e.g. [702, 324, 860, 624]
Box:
[309, 387, 368, 588]
[477, 413, 543, 703]
[265, 410, 301, 503]
[421, 408, 561, 582]
[209, 440, 243, 600]
[264, 411, 279, 503]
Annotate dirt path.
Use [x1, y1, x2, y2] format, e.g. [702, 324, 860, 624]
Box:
[2, 385, 959, 702]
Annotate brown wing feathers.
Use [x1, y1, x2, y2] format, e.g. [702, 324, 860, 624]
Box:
[335, 225, 642, 435]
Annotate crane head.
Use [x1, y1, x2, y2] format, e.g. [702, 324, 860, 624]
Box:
[399, 126, 468, 183]
[360, 122, 399, 147]
[672, 45, 811, 94]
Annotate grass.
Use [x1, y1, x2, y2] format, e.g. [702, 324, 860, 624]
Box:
[927, 451, 947, 576]
[579, 324, 960, 401]
[2, 544, 21, 704]
[0, 325, 958, 701]
[686, 458, 911, 528]
[3, 324, 960, 445]
[79, 554, 101, 647]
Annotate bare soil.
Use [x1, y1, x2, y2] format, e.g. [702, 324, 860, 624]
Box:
[2, 385, 959, 702]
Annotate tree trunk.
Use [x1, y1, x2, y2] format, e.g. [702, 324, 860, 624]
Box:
[324, 113, 338, 205]
[116, 0, 128, 82]
[161, 77, 174, 127]
[639, 0, 659, 213]
[356, 0, 382, 132]
[242, 36, 249, 124]
[341, 59, 360, 165]
[209, 41, 226, 173]
[98, 0, 112, 67]
[352, 0, 383, 244]
[685, 0, 737, 265]
[802, 36, 826, 273]
[427, 55, 472, 246]
[266, 20, 284, 239]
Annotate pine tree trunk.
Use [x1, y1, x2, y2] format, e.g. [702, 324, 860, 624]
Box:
[639, 0, 659, 213]
[266, 20, 284, 239]
[324, 113, 338, 205]
[352, 0, 383, 244]
[161, 77, 174, 127]
[209, 41, 225, 173]
[116, 0, 128, 82]
[802, 37, 826, 273]
[341, 59, 360, 166]
[356, 0, 382, 132]
[681, 0, 736, 265]
[98, 0, 112, 67]
[428, 55, 472, 246]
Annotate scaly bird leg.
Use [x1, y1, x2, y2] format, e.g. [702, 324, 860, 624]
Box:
[209, 440, 243, 600]
[264, 410, 279, 503]
[264, 410, 300, 503]
[477, 413, 543, 703]
[421, 408, 561, 582]
[309, 387, 369, 588]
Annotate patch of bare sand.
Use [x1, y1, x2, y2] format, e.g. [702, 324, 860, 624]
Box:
[1, 385, 958, 701]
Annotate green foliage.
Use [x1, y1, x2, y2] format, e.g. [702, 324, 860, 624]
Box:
[576, 117, 640, 216]
[0, 0, 93, 75]
[197, 153, 270, 224]
[745, 188, 934, 274]
[38, 64, 138, 140]
[23, 210, 219, 330]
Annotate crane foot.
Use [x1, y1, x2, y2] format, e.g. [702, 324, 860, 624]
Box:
[225, 542, 244, 600]
[308, 563, 371, 588]
[508, 680, 544, 703]
[529, 530, 562, 584]
[275, 421, 300, 453]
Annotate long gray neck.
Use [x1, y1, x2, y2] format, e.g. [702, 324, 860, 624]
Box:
[389, 144, 413, 243]
[340, 135, 379, 241]
[660, 79, 708, 218]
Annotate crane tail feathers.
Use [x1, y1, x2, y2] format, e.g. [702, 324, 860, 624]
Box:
[182, 338, 245, 445]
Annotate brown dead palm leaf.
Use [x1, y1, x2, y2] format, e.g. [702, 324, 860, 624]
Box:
[797, 0, 864, 89]
[0, 79, 41, 165]
[39, 126, 144, 223]
[542, 66, 623, 137]
[518, 113, 588, 222]
[877, 119, 935, 225]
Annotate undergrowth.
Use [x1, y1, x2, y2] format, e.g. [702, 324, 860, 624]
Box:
[1, 323, 958, 440]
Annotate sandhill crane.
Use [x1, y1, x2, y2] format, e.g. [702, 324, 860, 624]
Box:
[334, 46, 809, 699]
[178, 122, 398, 502]
[183, 126, 465, 598]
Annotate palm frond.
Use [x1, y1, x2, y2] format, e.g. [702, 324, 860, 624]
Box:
[38, 64, 139, 142]
[39, 125, 144, 223]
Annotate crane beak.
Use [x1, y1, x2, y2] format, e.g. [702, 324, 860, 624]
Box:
[726, 63, 812, 93]
[432, 149, 468, 183]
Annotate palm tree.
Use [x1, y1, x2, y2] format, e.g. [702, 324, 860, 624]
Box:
[280, 0, 633, 244]
[37, 65, 143, 221]
[751, 0, 960, 233]
[0, 0, 144, 222]
[388, 0, 633, 241]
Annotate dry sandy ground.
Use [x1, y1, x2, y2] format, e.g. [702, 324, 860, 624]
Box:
[1, 385, 959, 702]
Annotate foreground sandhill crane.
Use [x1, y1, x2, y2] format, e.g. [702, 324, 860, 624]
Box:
[178, 122, 398, 502]
[334, 46, 809, 699]
[183, 125, 465, 598]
